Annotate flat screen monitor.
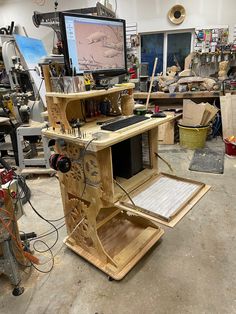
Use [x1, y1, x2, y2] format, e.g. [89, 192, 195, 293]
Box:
[59, 12, 127, 77]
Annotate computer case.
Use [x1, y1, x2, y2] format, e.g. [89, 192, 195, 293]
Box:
[112, 135, 143, 179]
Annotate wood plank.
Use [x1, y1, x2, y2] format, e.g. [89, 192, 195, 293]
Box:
[220, 93, 236, 138]
[0, 192, 27, 266]
[20, 168, 56, 176]
[134, 91, 221, 100]
[46, 83, 135, 99]
[96, 208, 122, 229]
[113, 227, 158, 267]
[184, 52, 194, 70]
[158, 120, 174, 144]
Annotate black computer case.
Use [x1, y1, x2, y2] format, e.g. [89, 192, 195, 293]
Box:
[112, 135, 143, 179]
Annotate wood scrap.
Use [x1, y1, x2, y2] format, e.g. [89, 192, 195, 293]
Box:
[178, 76, 204, 84]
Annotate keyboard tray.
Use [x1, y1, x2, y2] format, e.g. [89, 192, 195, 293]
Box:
[101, 115, 150, 131]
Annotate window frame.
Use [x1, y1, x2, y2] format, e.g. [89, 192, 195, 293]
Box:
[139, 29, 195, 75]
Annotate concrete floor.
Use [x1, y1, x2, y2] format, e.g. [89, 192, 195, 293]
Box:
[1, 139, 236, 314]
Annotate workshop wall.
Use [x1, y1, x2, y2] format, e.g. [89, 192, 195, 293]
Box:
[111, 0, 235, 42]
[0, 0, 88, 52]
[0, 0, 235, 51]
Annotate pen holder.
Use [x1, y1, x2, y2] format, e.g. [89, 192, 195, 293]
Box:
[50, 76, 85, 93]
[120, 94, 134, 116]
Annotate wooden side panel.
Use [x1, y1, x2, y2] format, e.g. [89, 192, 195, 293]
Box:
[96, 148, 114, 203]
[42, 65, 52, 93]
[220, 93, 236, 138]
[148, 127, 158, 170]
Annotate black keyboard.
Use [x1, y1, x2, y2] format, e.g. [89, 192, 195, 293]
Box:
[101, 115, 150, 131]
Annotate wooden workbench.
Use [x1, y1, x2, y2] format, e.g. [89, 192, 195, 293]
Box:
[43, 66, 209, 279]
[42, 64, 178, 279]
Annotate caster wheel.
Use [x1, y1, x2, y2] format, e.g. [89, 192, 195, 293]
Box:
[108, 276, 114, 281]
[12, 286, 24, 296]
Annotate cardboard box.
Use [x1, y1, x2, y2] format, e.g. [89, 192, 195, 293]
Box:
[201, 103, 219, 125]
[182, 100, 206, 126]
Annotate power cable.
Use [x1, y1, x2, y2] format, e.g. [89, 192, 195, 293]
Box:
[30, 240, 54, 274]
[27, 199, 59, 253]
[30, 222, 65, 241]
[113, 179, 136, 207]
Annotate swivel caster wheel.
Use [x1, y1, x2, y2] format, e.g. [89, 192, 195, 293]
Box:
[108, 276, 114, 281]
[12, 286, 24, 296]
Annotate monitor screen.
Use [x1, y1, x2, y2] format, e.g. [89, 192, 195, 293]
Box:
[60, 13, 127, 76]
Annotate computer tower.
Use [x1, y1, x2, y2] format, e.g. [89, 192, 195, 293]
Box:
[112, 135, 143, 179]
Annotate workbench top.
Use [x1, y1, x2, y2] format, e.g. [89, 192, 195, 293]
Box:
[43, 114, 173, 152]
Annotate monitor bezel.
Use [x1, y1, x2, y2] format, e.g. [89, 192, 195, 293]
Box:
[59, 12, 127, 77]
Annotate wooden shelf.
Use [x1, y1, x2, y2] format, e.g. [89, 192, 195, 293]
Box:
[65, 211, 164, 280]
[46, 83, 135, 99]
[133, 91, 221, 100]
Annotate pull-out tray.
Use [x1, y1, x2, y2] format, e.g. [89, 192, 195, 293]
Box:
[116, 173, 210, 227]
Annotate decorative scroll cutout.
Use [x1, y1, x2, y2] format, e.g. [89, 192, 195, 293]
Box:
[84, 153, 101, 185]
[67, 198, 93, 248]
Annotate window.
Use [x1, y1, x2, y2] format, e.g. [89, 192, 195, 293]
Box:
[167, 32, 192, 70]
[141, 33, 164, 75]
[140, 31, 193, 74]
